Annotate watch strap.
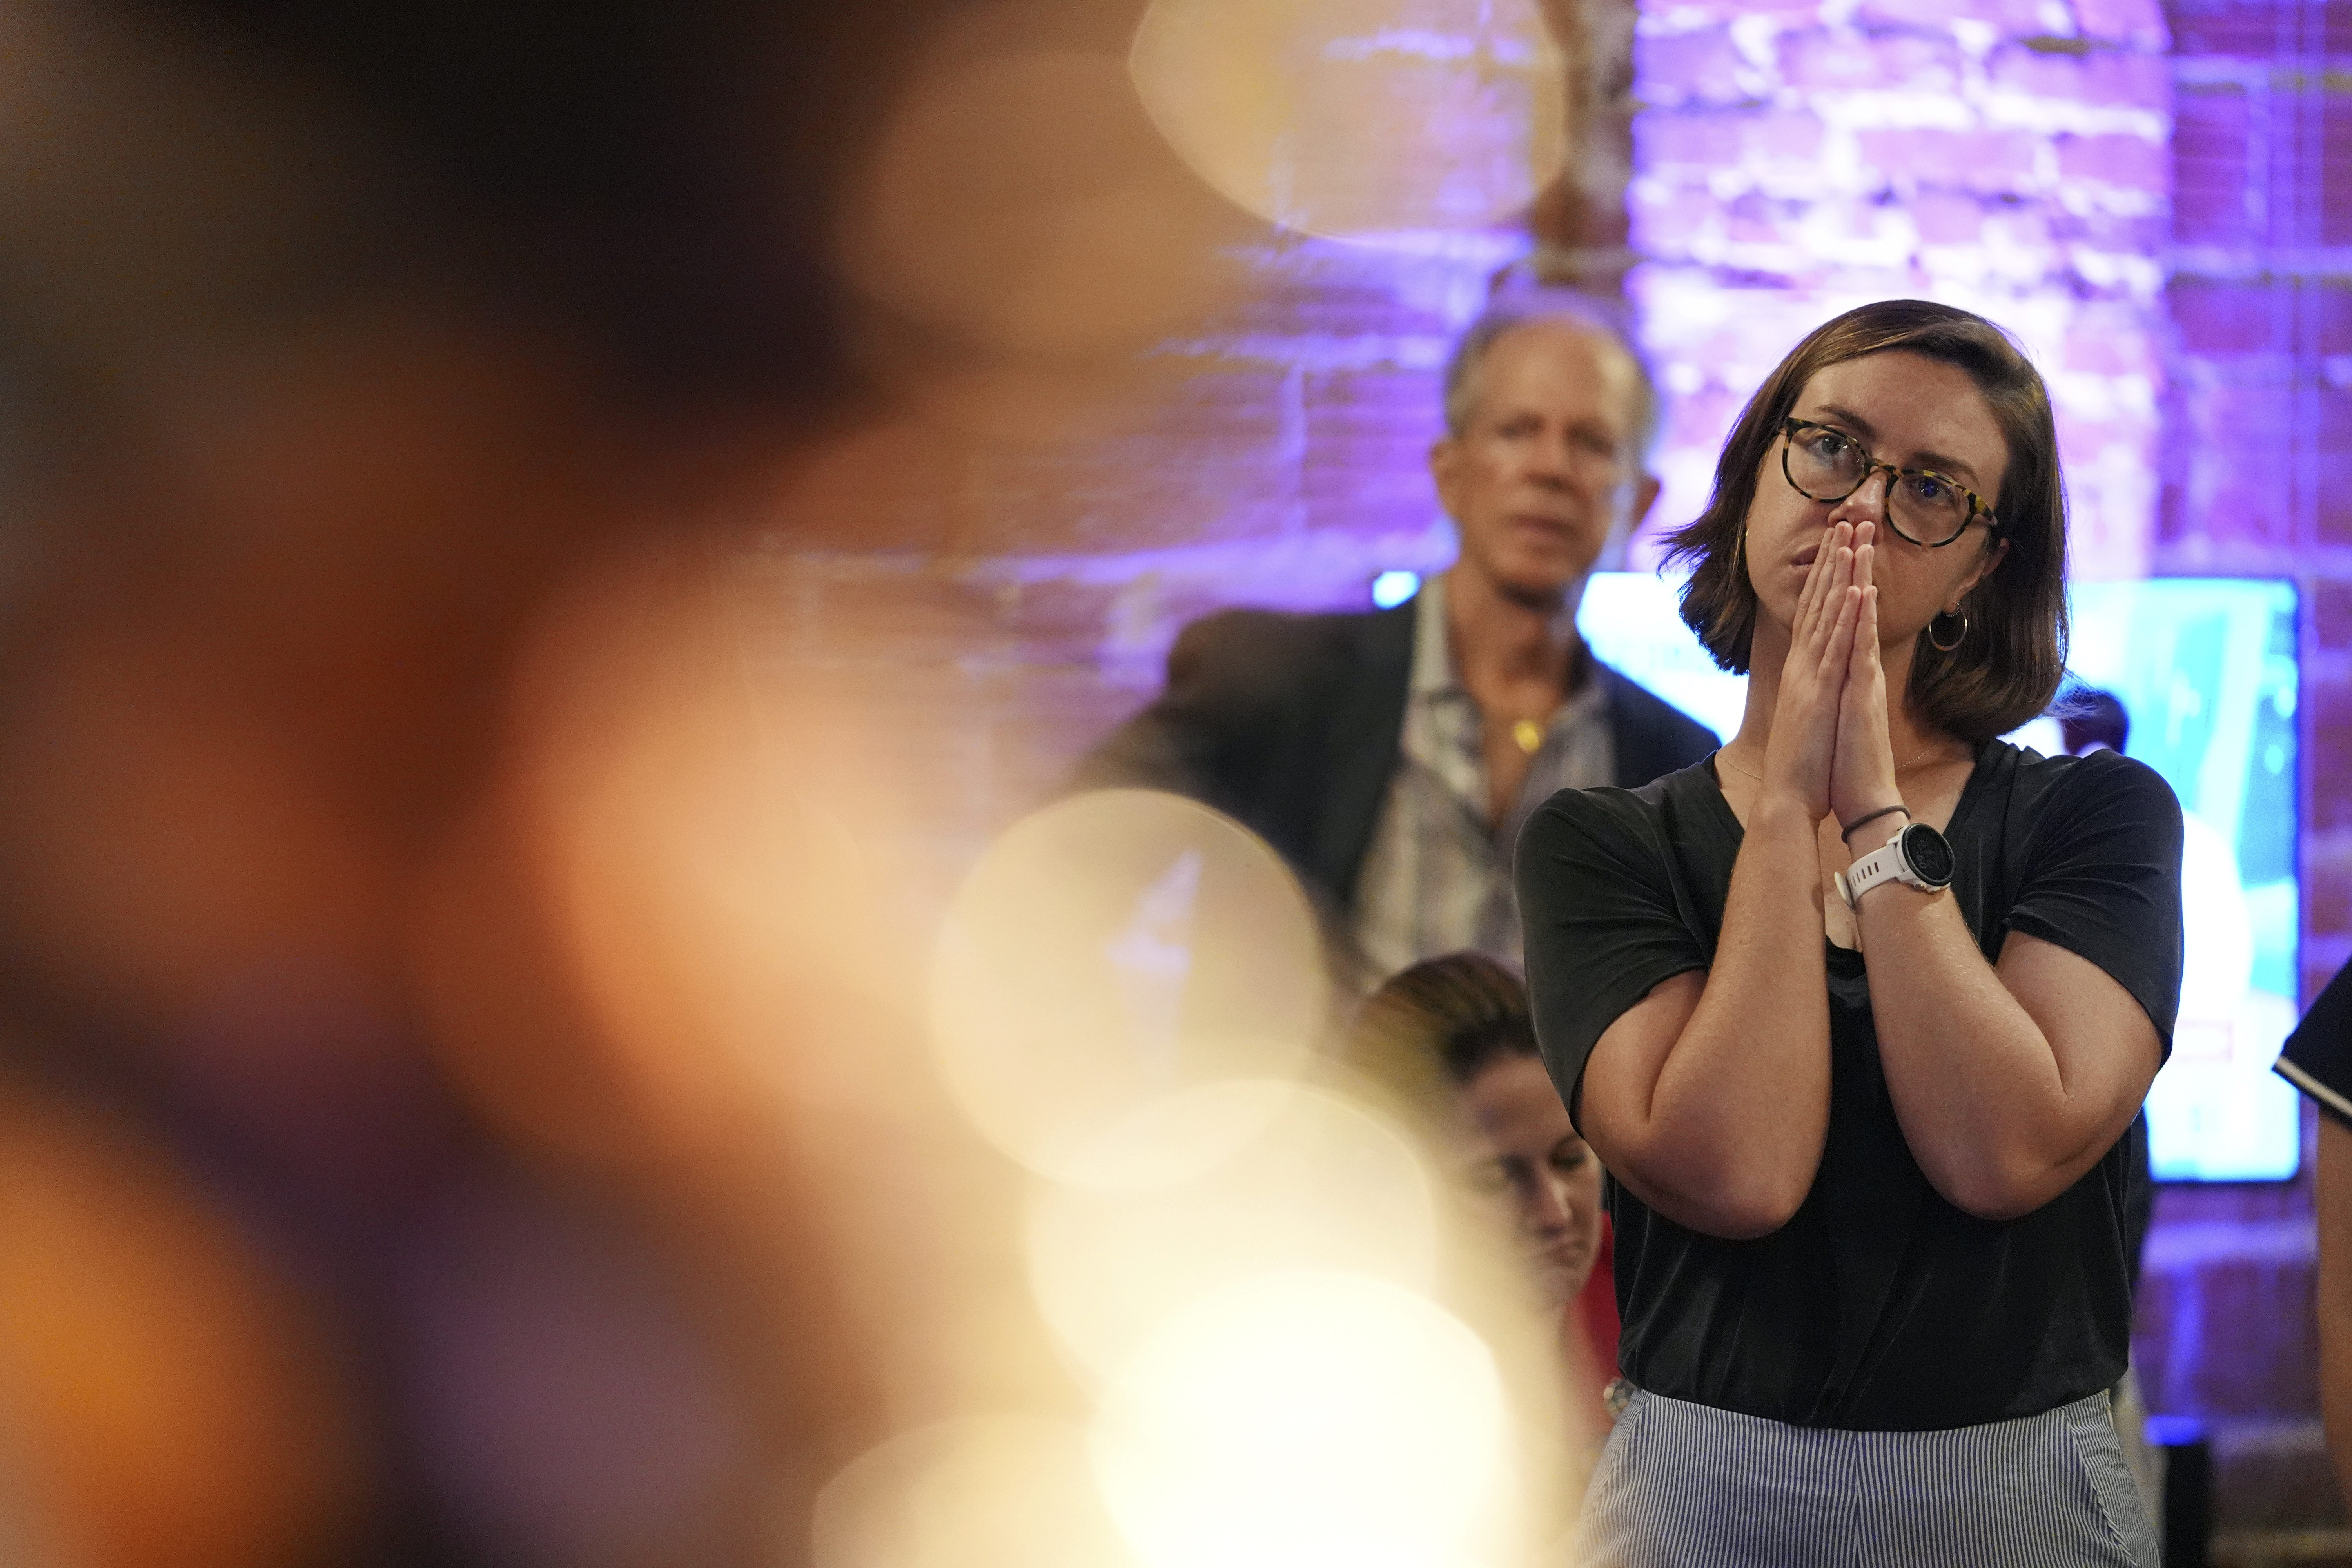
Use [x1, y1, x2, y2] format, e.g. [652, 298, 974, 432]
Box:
[1837, 830, 1911, 908]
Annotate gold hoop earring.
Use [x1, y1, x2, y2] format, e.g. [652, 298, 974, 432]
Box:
[1928, 608, 1967, 652]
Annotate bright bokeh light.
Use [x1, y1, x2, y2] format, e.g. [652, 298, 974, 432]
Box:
[1371, 568, 1422, 609]
[461, 573, 892, 1167]
[1128, 0, 1566, 240]
[814, 1414, 1138, 1568]
[1091, 1270, 1516, 1568]
[0, 1091, 360, 1568]
[930, 790, 1325, 1184]
[1026, 1082, 1439, 1379]
[836, 5, 1244, 438]
[844, 40, 1227, 355]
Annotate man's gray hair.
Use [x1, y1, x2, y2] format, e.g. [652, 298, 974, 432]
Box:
[1440, 291, 1662, 457]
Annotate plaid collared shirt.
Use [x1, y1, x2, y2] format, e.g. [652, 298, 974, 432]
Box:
[1349, 576, 1615, 983]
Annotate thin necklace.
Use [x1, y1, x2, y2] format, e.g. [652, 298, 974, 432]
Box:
[1717, 740, 1957, 783]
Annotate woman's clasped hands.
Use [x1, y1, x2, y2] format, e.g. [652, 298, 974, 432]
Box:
[1762, 519, 1904, 830]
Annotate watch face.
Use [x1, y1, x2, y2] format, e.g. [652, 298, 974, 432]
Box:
[1900, 821, 1955, 885]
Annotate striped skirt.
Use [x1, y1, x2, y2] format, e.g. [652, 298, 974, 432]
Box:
[1577, 1389, 2159, 1567]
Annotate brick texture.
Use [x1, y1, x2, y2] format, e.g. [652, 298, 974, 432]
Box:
[2144, 0, 2352, 1541]
[1626, 1, 2171, 579]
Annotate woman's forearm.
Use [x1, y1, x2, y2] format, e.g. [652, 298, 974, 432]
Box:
[1857, 886, 2152, 1218]
[1596, 790, 1834, 1237]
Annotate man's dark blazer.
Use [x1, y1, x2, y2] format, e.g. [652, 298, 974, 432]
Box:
[1074, 596, 1721, 920]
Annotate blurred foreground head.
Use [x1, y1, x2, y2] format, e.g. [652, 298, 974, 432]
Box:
[0, 0, 918, 1028]
[0, 0, 1590, 1563]
[0, 2, 1189, 1564]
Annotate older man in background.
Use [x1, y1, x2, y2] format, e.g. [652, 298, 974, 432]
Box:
[1081, 294, 1716, 985]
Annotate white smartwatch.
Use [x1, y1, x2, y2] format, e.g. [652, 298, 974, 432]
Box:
[1836, 820, 1956, 908]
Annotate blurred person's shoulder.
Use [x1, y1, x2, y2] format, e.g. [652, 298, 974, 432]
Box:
[2282, 961, 2352, 1125]
[1173, 601, 1405, 656]
[1588, 660, 1720, 787]
[1165, 601, 1411, 695]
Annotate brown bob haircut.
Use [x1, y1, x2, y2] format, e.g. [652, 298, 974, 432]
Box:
[1661, 299, 2069, 742]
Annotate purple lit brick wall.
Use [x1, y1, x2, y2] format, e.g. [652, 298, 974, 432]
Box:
[2162, 0, 2352, 998]
[2132, 0, 2351, 1552]
[1624, 0, 2172, 578]
[739, 0, 2197, 949]
[736, 5, 1644, 914]
[730, 226, 1524, 918]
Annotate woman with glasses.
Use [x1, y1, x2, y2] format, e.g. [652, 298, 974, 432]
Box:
[1517, 299, 2178, 1566]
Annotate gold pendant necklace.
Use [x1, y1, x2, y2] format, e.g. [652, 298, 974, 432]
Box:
[1512, 719, 1545, 755]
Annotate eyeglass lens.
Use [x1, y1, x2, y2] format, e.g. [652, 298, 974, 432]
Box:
[1785, 426, 1972, 545]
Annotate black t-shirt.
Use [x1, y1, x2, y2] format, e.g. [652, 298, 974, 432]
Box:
[2278, 960, 2352, 1126]
[1515, 742, 2184, 1430]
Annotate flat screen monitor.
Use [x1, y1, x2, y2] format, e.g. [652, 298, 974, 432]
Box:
[1575, 573, 2301, 1183]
